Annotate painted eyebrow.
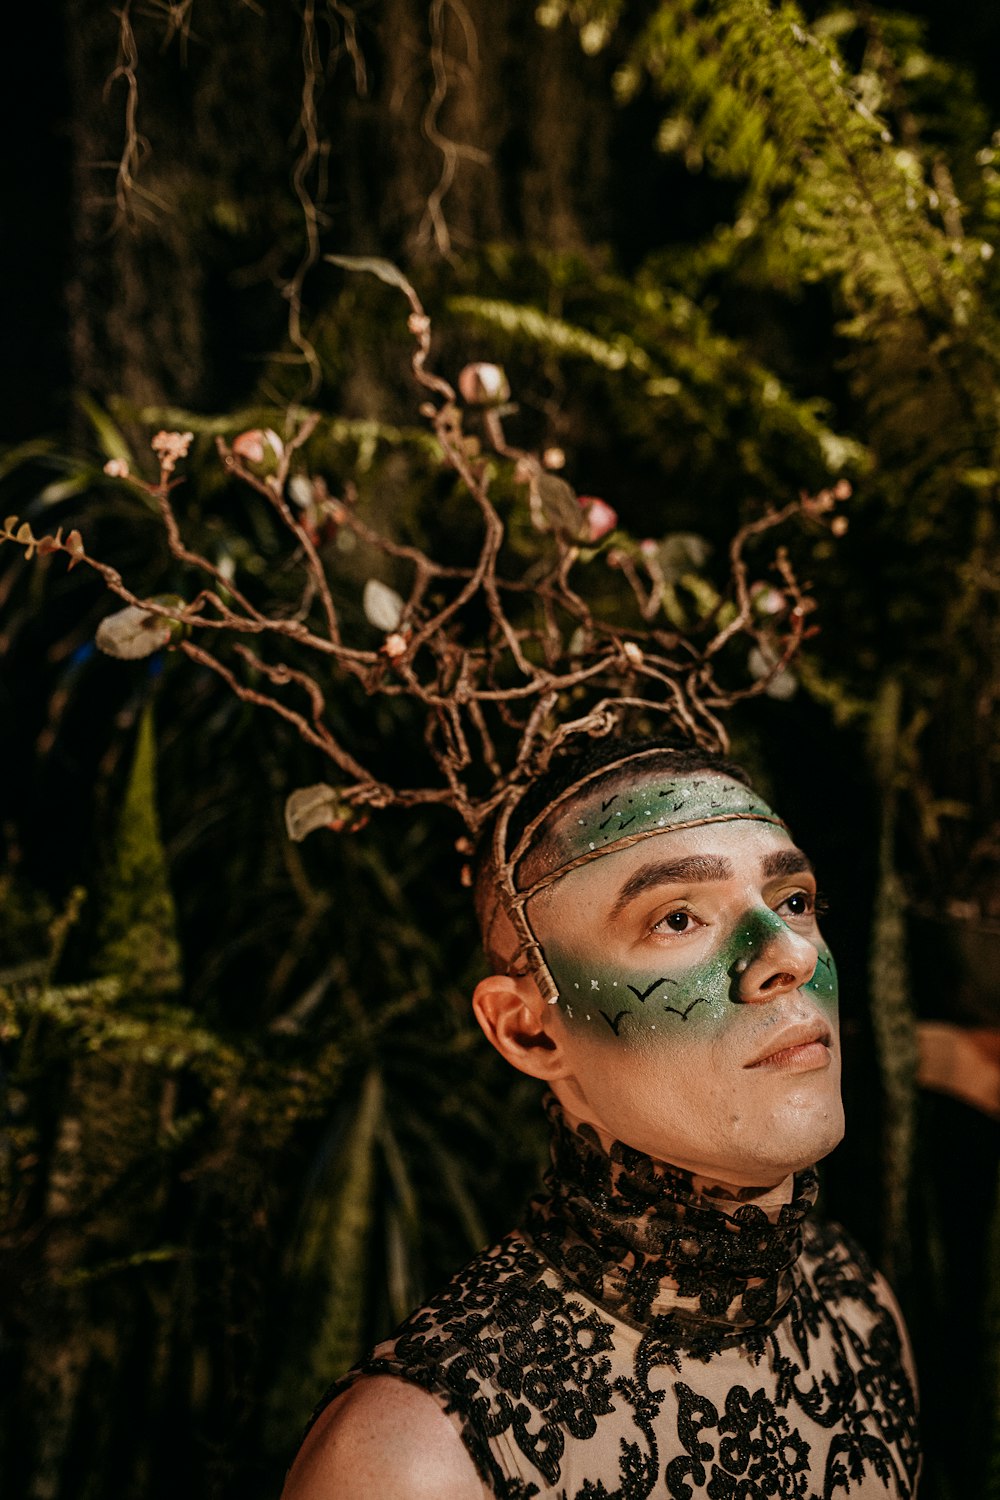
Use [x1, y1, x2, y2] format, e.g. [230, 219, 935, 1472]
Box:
[609, 855, 734, 918]
[761, 848, 814, 879]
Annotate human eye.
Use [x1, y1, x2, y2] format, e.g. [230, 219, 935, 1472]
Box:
[776, 888, 825, 922]
[650, 906, 702, 936]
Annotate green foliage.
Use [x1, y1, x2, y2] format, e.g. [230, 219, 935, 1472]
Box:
[267, 1070, 383, 1441]
[94, 706, 183, 998]
[866, 679, 919, 1276]
[5, 1, 1000, 1495]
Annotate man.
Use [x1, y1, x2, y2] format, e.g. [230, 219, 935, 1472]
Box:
[283, 737, 920, 1499]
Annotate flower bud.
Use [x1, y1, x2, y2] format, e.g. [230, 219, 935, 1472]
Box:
[577, 496, 618, 543]
[458, 362, 511, 407]
[382, 632, 408, 659]
[751, 584, 786, 617]
[232, 429, 284, 467]
[150, 430, 194, 476]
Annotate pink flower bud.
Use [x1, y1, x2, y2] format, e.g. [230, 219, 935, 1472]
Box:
[543, 447, 566, 470]
[232, 430, 266, 464]
[622, 641, 644, 666]
[382, 632, 408, 659]
[577, 496, 618, 543]
[751, 584, 786, 617]
[103, 458, 130, 479]
[458, 362, 511, 406]
[232, 429, 284, 466]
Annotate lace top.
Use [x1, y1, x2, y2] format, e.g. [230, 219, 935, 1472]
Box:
[317, 1097, 920, 1498]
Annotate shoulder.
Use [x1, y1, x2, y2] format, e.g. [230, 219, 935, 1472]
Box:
[801, 1216, 916, 1373]
[801, 1214, 887, 1294]
[284, 1232, 550, 1500]
[281, 1375, 487, 1500]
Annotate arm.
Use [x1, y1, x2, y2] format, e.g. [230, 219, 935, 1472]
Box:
[280, 1375, 487, 1500]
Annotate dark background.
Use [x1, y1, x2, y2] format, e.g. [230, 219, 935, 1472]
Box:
[2, 2, 999, 1496]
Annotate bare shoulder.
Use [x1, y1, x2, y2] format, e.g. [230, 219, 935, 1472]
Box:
[280, 1375, 487, 1500]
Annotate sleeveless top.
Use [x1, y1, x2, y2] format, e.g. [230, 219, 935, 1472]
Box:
[317, 1097, 921, 1498]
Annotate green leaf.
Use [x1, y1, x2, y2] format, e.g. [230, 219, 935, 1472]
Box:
[94, 706, 183, 998]
[75, 392, 134, 465]
[266, 1071, 383, 1446]
[39, 472, 100, 506]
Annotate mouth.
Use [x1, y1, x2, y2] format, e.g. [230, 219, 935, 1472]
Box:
[744, 1020, 832, 1073]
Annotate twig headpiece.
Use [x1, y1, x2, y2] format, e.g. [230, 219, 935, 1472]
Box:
[1, 259, 846, 865]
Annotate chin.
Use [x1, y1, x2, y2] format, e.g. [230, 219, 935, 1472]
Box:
[734, 1100, 846, 1183]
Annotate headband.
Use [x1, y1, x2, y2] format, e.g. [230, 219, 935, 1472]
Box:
[489, 748, 789, 1003]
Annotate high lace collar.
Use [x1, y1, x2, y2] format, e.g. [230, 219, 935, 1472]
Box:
[522, 1095, 818, 1347]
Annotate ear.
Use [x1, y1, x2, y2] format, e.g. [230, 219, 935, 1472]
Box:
[472, 972, 569, 1082]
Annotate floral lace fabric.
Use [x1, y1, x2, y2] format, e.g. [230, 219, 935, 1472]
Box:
[317, 1100, 920, 1498]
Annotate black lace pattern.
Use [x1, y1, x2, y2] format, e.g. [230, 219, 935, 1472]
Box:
[313, 1103, 920, 1499]
[525, 1095, 818, 1337]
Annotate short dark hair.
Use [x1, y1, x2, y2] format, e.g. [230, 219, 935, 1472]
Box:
[473, 734, 754, 969]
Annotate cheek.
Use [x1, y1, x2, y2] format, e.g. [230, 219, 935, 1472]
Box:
[540, 929, 840, 1042]
[542, 940, 734, 1042]
[804, 943, 839, 1013]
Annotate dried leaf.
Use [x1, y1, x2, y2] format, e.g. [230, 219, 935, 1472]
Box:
[284, 784, 346, 842]
[748, 645, 798, 701]
[96, 605, 174, 660]
[325, 254, 412, 293]
[363, 579, 405, 632]
[530, 473, 584, 540]
[65, 531, 85, 570]
[647, 533, 713, 584]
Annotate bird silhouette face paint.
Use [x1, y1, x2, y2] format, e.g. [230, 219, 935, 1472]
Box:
[520, 773, 838, 1044]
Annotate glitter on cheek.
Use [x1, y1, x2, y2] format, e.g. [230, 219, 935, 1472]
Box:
[541, 937, 732, 1042]
[541, 906, 839, 1040]
[804, 943, 839, 1011]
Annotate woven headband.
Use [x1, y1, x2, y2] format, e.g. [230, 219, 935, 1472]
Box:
[489, 747, 789, 1004]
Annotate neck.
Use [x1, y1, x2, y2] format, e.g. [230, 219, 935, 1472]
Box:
[555, 1096, 798, 1203]
[524, 1094, 817, 1345]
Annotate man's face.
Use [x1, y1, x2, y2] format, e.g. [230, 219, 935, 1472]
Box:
[521, 769, 844, 1187]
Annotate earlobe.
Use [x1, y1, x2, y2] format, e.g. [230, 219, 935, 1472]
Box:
[472, 972, 567, 1081]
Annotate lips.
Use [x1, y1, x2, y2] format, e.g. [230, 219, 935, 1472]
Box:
[744, 1019, 832, 1069]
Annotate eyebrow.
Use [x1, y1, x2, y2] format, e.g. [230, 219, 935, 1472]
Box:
[609, 856, 734, 918]
[608, 846, 815, 919]
[761, 848, 814, 879]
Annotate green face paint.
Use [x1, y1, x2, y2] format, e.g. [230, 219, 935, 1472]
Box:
[541, 904, 838, 1041]
[518, 774, 784, 883]
[518, 771, 836, 1041]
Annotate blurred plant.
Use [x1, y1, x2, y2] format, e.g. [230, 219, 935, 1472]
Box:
[5, 2, 1000, 1495]
[0, 691, 541, 1498]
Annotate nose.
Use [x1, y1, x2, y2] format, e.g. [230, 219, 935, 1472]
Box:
[730, 907, 818, 1004]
